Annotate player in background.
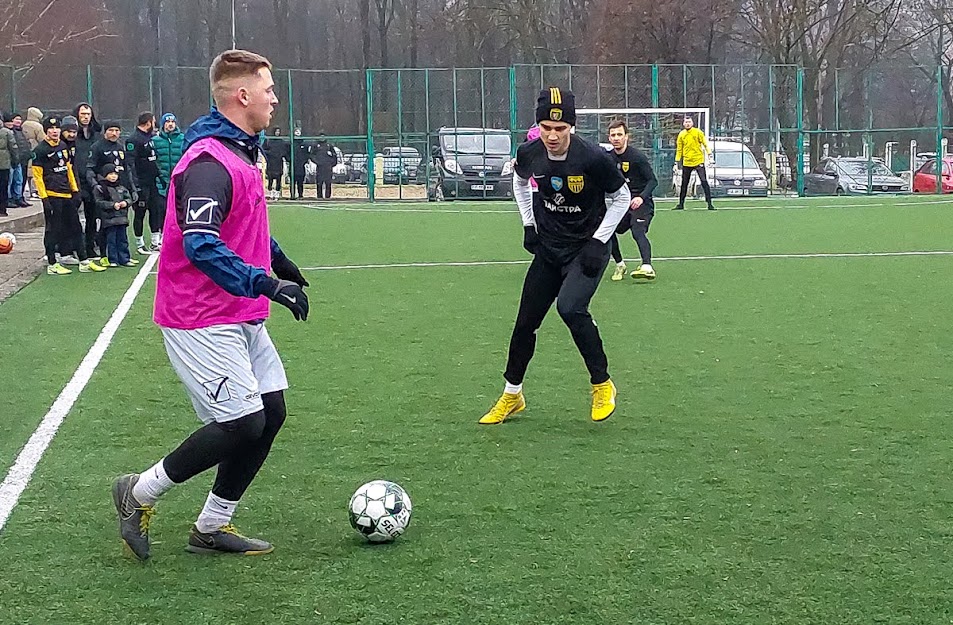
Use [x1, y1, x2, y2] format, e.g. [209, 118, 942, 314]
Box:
[480, 88, 631, 425]
[605, 120, 658, 281]
[112, 50, 310, 561]
[674, 116, 714, 211]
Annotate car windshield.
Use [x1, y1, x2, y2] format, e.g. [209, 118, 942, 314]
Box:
[839, 161, 893, 177]
[442, 134, 511, 155]
[713, 150, 759, 170]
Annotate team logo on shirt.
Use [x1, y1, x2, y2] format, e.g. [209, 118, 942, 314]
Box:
[186, 197, 218, 225]
[568, 175, 584, 193]
[550, 177, 563, 191]
[622, 162, 630, 173]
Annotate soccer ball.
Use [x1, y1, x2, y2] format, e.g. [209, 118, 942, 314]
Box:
[0, 232, 15, 254]
[348, 480, 412, 543]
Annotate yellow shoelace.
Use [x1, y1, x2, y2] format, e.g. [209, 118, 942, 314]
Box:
[137, 505, 155, 535]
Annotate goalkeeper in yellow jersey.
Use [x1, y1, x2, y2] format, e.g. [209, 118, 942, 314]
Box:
[674, 116, 714, 210]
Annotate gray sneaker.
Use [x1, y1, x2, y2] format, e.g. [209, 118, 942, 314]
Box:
[112, 474, 155, 561]
[186, 524, 274, 555]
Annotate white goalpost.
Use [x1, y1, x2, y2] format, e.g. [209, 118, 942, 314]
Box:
[575, 107, 712, 197]
[575, 107, 711, 143]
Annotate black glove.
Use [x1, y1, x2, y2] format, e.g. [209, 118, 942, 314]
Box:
[522, 225, 538, 254]
[131, 190, 140, 204]
[94, 184, 105, 197]
[272, 255, 310, 287]
[579, 238, 608, 278]
[267, 279, 309, 321]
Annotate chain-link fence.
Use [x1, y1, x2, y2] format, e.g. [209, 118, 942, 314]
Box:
[3, 63, 950, 200]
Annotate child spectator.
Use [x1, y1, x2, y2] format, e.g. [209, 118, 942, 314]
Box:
[94, 164, 138, 267]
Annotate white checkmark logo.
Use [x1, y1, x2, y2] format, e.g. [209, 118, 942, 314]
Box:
[186, 197, 217, 225]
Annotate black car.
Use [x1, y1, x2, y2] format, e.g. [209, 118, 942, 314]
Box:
[803, 157, 909, 196]
[429, 127, 513, 201]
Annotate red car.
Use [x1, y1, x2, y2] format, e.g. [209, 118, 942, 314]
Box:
[912, 157, 953, 193]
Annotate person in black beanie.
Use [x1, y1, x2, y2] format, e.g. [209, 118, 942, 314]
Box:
[479, 87, 631, 425]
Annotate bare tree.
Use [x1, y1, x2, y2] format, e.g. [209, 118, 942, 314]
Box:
[1, 0, 115, 70]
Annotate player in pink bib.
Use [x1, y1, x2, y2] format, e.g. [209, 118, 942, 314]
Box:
[112, 50, 310, 561]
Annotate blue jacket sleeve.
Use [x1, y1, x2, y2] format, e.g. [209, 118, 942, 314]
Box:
[270, 237, 287, 261]
[185, 232, 278, 298]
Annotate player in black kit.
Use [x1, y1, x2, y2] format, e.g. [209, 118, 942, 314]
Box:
[479, 88, 631, 425]
[605, 120, 658, 281]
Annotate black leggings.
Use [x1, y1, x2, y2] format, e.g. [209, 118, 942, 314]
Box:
[610, 211, 653, 265]
[679, 164, 712, 204]
[504, 251, 610, 386]
[162, 391, 288, 501]
[267, 174, 282, 192]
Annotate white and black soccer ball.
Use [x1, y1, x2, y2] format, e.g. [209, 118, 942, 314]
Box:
[348, 480, 412, 543]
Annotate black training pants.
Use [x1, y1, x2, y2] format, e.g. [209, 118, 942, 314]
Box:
[43, 197, 86, 265]
[678, 164, 712, 204]
[503, 249, 611, 386]
[133, 184, 165, 237]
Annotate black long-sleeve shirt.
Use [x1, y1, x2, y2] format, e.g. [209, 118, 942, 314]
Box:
[609, 146, 658, 200]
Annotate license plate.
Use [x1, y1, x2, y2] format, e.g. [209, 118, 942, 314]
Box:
[470, 184, 494, 191]
[727, 188, 747, 196]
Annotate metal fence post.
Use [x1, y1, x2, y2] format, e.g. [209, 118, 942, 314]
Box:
[508, 66, 518, 156]
[87, 65, 94, 106]
[287, 69, 295, 197]
[366, 69, 376, 202]
[937, 64, 944, 194]
[651, 65, 659, 108]
[796, 67, 805, 196]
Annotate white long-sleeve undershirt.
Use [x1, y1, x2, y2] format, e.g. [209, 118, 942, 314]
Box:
[513, 172, 535, 227]
[592, 185, 631, 243]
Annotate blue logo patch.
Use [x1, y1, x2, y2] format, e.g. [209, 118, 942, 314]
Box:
[551, 177, 563, 191]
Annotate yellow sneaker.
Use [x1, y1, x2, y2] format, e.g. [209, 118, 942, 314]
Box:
[79, 260, 106, 273]
[610, 262, 626, 281]
[591, 380, 617, 422]
[47, 263, 72, 275]
[98, 257, 111, 268]
[478, 391, 526, 425]
[630, 263, 656, 281]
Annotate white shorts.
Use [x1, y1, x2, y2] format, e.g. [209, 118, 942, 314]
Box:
[162, 323, 288, 424]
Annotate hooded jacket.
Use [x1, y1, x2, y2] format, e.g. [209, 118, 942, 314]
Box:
[0, 123, 18, 170]
[178, 107, 290, 299]
[94, 173, 133, 227]
[72, 102, 101, 188]
[21, 107, 44, 150]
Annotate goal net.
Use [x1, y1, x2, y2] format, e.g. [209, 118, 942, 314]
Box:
[575, 107, 711, 197]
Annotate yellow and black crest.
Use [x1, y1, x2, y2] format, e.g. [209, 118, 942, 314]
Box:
[549, 87, 564, 120]
[622, 162, 630, 173]
[568, 175, 584, 193]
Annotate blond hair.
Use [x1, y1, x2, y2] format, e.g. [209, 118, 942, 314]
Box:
[210, 49, 272, 105]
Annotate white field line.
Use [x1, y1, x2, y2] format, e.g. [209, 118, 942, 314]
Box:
[0, 254, 159, 534]
[298, 250, 953, 271]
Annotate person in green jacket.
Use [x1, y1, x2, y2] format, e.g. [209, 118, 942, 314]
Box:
[153, 113, 184, 248]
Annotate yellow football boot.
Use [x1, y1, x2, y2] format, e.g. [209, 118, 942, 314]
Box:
[591, 380, 617, 422]
[478, 391, 526, 425]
